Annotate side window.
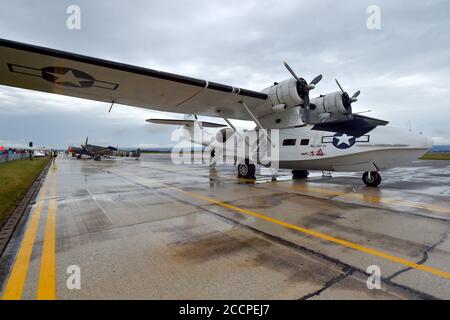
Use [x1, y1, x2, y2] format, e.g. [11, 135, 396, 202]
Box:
[282, 139, 296, 146]
[300, 139, 309, 146]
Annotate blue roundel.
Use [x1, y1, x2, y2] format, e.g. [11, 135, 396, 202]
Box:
[332, 133, 356, 149]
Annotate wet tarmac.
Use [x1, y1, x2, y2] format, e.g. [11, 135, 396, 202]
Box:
[0, 154, 449, 299]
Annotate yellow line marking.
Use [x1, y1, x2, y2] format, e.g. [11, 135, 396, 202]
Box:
[173, 186, 450, 280]
[278, 183, 450, 214]
[1, 176, 50, 300]
[37, 165, 57, 300]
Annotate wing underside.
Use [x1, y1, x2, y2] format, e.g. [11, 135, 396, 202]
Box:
[0, 38, 270, 120]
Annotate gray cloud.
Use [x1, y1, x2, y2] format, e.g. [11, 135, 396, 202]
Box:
[0, 0, 449, 148]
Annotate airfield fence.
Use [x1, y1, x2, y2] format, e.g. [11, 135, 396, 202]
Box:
[0, 153, 29, 164]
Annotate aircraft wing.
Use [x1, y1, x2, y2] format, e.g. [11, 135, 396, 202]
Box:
[0, 38, 270, 120]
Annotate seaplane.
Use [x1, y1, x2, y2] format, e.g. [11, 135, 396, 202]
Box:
[0, 38, 431, 186]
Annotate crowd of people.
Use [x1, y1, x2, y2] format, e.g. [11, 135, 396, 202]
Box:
[0, 145, 60, 161]
[0, 146, 29, 155]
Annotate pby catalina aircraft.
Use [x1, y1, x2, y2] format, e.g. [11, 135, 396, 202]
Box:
[0, 39, 431, 187]
[68, 137, 141, 161]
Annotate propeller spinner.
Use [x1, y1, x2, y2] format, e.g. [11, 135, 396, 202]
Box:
[283, 61, 322, 124]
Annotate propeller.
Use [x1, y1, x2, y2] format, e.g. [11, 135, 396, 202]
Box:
[335, 78, 360, 116]
[283, 61, 322, 124]
[80, 136, 89, 153]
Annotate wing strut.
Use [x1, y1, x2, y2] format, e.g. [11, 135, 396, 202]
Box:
[218, 110, 237, 132]
[239, 101, 264, 130]
[108, 99, 116, 113]
[238, 101, 273, 146]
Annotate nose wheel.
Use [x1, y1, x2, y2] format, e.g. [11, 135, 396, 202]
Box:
[362, 171, 381, 187]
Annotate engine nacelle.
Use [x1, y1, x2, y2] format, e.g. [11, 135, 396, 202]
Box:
[302, 91, 352, 124]
[215, 128, 235, 143]
[262, 78, 303, 108]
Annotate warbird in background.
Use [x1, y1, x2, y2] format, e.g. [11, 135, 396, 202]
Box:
[0, 39, 431, 186]
[68, 137, 141, 161]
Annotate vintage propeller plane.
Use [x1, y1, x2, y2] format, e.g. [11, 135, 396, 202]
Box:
[68, 137, 141, 161]
[0, 38, 431, 186]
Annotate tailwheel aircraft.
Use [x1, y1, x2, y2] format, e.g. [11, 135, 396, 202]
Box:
[68, 137, 141, 161]
[0, 39, 431, 187]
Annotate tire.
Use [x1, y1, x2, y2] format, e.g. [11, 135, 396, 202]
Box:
[362, 171, 381, 187]
[237, 160, 256, 179]
[94, 155, 101, 161]
[292, 170, 309, 179]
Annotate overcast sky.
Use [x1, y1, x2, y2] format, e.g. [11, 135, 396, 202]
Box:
[0, 0, 449, 148]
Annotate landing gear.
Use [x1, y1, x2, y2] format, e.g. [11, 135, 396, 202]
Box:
[76, 154, 82, 159]
[94, 155, 101, 161]
[237, 159, 255, 179]
[362, 171, 381, 187]
[292, 170, 309, 179]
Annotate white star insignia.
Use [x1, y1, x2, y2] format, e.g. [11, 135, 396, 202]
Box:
[46, 70, 87, 87]
[336, 134, 354, 146]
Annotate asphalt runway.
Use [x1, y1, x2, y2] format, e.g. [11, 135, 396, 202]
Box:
[0, 154, 449, 299]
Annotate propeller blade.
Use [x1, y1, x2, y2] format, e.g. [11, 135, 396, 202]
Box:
[352, 90, 361, 99]
[283, 61, 300, 82]
[310, 74, 323, 86]
[303, 95, 311, 124]
[283, 61, 322, 125]
[85, 136, 89, 145]
[335, 78, 345, 93]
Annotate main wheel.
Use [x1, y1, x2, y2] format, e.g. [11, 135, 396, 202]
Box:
[94, 155, 101, 161]
[237, 160, 256, 179]
[292, 170, 309, 179]
[362, 171, 381, 187]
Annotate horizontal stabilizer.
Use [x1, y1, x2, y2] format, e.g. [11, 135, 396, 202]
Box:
[146, 118, 227, 128]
